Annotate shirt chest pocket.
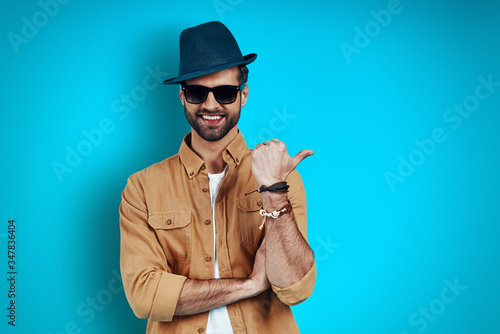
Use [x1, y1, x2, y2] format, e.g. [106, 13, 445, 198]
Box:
[147, 211, 192, 262]
[237, 196, 264, 254]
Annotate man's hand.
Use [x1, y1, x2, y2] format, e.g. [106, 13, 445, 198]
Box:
[248, 238, 270, 296]
[251, 139, 313, 186]
[175, 239, 269, 316]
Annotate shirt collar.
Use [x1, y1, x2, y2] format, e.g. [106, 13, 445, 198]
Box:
[179, 130, 248, 179]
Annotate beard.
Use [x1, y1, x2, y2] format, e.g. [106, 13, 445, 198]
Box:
[184, 105, 241, 142]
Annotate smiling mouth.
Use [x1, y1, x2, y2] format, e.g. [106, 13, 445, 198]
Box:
[199, 114, 225, 124]
[200, 115, 224, 120]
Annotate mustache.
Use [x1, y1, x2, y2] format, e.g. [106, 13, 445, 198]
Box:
[196, 109, 227, 116]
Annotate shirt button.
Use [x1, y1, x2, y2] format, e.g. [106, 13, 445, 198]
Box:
[257, 201, 263, 206]
[198, 328, 205, 333]
[189, 171, 194, 176]
[202, 188, 208, 192]
[206, 256, 212, 262]
[201, 165, 206, 170]
[205, 220, 211, 225]
[235, 158, 239, 163]
[166, 219, 172, 225]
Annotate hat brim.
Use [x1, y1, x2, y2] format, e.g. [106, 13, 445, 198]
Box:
[162, 53, 257, 85]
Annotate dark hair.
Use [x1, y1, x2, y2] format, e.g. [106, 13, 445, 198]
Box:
[237, 64, 249, 85]
[180, 65, 248, 87]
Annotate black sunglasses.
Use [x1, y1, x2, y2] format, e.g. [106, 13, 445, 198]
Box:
[181, 83, 246, 104]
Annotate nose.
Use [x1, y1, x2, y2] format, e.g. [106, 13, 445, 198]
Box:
[201, 91, 220, 110]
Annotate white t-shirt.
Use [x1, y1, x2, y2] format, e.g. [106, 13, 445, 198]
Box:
[206, 167, 233, 334]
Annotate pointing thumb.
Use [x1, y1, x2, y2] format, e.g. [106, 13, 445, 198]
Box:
[291, 149, 314, 169]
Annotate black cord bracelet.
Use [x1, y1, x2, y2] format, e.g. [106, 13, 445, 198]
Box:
[245, 181, 289, 196]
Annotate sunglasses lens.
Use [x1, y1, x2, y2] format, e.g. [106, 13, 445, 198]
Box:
[185, 86, 207, 104]
[214, 86, 239, 104]
[183, 85, 240, 104]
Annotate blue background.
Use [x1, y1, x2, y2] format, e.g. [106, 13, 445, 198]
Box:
[2, 0, 499, 333]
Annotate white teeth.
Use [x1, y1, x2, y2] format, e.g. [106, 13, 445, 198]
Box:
[201, 115, 222, 120]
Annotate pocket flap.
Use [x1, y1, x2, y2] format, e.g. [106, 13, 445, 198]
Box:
[237, 196, 262, 212]
[148, 211, 192, 230]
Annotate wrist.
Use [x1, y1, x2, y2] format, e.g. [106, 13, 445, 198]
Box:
[259, 179, 285, 187]
[261, 192, 288, 211]
[245, 277, 263, 298]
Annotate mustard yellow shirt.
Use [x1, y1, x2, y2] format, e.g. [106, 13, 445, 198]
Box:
[119, 131, 316, 333]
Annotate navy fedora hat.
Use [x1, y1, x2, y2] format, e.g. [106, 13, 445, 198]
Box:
[163, 21, 257, 85]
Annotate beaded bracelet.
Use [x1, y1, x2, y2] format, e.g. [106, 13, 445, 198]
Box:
[258, 201, 293, 230]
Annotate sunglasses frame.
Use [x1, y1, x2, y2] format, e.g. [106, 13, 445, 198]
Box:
[181, 83, 246, 104]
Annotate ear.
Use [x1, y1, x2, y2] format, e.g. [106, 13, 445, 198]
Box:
[179, 85, 185, 106]
[240, 83, 249, 107]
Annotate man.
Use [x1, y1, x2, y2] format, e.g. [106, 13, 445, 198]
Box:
[119, 21, 316, 334]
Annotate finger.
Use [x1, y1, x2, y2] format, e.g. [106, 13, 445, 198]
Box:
[263, 140, 272, 146]
[271, 139, 285, 149]
[290, 149, 314, 169]
[255, 143, 263, 149]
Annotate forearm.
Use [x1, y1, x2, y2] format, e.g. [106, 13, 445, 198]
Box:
[263, 192, 315, 288]
[175, 277, 259, 316]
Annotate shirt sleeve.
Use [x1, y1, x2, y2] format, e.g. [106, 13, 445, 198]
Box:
[270, 170, 316, 306]
[119, 174, 187, 322]
[271, 262, 316, 306]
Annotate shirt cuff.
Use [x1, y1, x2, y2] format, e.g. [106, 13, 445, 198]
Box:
[271, 261, 316, 306]
[149, 272, 187, 322]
